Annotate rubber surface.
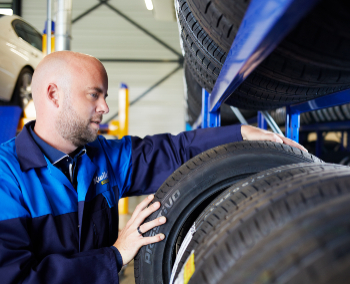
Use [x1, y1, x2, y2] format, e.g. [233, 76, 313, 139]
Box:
[183, 164, 350, 284]
[184, 60, 256, 126]
[176, 0, 350, 109]
[11, 67, 33, 109]
[221, 190, 350, 284]
[134, 141, 321, 284]
[173, 162, 345, 281]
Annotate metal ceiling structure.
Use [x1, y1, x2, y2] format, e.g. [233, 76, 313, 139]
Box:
[22, 0, 185, 136]
[70, 0, 184, 122]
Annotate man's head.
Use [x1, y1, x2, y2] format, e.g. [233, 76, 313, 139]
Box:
[31, 51, 109, 153]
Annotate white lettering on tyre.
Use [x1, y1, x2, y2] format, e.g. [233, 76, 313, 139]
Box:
[144, 190, 181, 264]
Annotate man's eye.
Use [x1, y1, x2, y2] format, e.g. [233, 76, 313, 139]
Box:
[91, 93, 98, 99]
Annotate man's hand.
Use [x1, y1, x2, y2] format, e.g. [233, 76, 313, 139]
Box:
[241, 125, 308, 152]
[114, 195, 166, 265]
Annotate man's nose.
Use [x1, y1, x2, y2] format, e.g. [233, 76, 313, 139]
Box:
[97, 97, 109, 114]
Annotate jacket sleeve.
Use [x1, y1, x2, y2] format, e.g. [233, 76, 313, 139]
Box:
[0, 168, 121, 284]
[125, 124, 242, 197]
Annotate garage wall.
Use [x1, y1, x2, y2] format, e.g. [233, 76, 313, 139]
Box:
[21, 0, 185, 137]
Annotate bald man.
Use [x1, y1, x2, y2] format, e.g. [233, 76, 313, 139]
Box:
[0, 51, 306, 284]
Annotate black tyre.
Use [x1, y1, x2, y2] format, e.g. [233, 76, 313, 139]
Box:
[184, 60, 256, 126]
[0, 67, 33, 110]
[134, 141, 321, 284]
[181, 164, 350, 284]
[269, 104, 350, 126]
[177, 0, 350, 109]
[11, 67, 33, 109]
[220, 196, 350, 284]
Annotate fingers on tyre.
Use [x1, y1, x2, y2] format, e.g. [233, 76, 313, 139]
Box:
[181, 163, 350, 284]
[134, 141, 321, 284]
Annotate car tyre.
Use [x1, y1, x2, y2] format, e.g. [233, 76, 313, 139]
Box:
[134, 141, 322, 284]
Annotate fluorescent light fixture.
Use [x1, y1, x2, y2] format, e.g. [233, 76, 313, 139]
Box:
[0, 9, 13, 15]
[144, 0, 153, 10]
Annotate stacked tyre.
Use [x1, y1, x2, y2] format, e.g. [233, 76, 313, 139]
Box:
[184, 60, 256, 126]
[134, 141, 323, 283]
[135, 141, 350, 283]
[270, 105, 350, 126]
[173, 163, 350, 284]
[177, 0, 350, 109]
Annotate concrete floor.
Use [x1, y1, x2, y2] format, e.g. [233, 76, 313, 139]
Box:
[120, 261, 135, 284]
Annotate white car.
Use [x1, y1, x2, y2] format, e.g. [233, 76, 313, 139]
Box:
[0, 14, 43, 109]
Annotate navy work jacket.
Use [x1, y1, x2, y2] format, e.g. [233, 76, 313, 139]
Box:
[0, 121, 242, 284]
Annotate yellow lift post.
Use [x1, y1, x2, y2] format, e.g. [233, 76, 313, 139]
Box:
[108, 84, 129, 215]
[42, 20, 55, 55]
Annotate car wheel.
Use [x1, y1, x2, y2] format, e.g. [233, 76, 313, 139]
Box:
[12, 67, 34, 109]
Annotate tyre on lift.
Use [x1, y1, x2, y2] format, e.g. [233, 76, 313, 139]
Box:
[177, 163, 350, 284]
[134, 141, 321, 284]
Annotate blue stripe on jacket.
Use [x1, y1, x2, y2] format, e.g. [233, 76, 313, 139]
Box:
[0, 121, 242, 284]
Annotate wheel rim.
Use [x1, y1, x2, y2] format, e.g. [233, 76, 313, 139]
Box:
[19, 72, 33, 109]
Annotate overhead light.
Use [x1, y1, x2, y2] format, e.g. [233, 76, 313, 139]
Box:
[144, 0, 153, 10]
[0, 8, 13, 15]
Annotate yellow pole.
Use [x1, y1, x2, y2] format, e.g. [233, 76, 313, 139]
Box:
[42, 35, 55, 55]
[42, 21, 55, 55]
[118, 84, 129, 138]
[118, 83, 129, 215]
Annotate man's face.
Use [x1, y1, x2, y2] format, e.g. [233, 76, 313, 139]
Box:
[55, 59, 109, 147]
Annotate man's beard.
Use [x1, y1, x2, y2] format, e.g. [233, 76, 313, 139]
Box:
[56, 99, 102, 147]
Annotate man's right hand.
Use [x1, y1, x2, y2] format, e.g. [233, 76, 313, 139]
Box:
[113, 195, 166, 265]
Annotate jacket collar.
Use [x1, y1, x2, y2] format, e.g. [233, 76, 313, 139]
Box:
[29, 124, 68, 164]
[16, 120, 47, 171]
[16, 120, 98, 172]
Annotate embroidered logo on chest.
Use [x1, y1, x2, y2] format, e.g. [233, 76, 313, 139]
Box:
[94, 171, 108, 185]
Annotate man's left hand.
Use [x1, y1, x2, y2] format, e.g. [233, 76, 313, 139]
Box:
[241, 125, 308, 152]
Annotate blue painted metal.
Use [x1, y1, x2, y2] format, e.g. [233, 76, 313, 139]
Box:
[209, 0, 320, 113]
[201, 89, 221, 128]
[43, 20, 55, 33]
[209, 108, 220, 128]
[299, 121, 350, 132]
[191, 0, 350, 147]
[201, 89, 209, 129]
[185, 123, 192, 131]
[258, 112, 267, 130]
[0, 106, 22, 144]
[289, 89, 350, 114]
[285, 106, 300, 142]
[99, 124, 109, 131]
[286, 89, 350, 142]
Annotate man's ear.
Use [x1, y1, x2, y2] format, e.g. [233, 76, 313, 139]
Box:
[47, 83, 60, 107]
